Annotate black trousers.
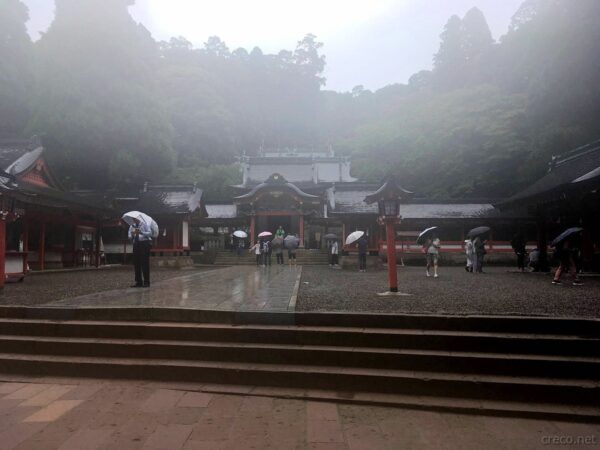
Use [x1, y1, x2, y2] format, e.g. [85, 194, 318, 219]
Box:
[276, 253, 284, 264]
[359, 253, 367, 270]
[133, 241, 151, 285]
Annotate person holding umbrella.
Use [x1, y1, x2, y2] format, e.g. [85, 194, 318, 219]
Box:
[272, 237, 284, 265]
[284, 234, 300, 266]
[552, 228, 584, 285]
[357, 235, 368, 272]
[417, 227, 440, 277]
[126, 216, 152, 288]
[467, 226, 490, 274]
[424, 236, 441, 278]
[250, 240, 263, 266]
[330, 239, 339, 268]
[473, 236, 487, 273]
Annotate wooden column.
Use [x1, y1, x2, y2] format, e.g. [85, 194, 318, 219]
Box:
[250, 215, 256, 247]
[385, 219, 398, 292]
[39, 222, 46, 271]
[0, 217, 6, 290]
[536, 212, 549, 272]
[299, 215, 305, 248]
[94, 224, 101, 268]
[22, 218, 29, 274]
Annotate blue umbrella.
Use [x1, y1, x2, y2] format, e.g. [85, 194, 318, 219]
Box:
[551, 227, 583, 247]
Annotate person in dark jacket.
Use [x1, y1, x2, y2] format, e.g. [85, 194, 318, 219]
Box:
[357, 236, 368, 272]
[128, 218, 152, 287]
[511, 233, 527, 272]
[552, 239, 583, 285]
[473, 236, 486, 274]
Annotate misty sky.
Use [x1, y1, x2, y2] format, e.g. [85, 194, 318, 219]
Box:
[22, 0, 523, 92]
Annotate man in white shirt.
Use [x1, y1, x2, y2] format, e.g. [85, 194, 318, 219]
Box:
[128, 217, 152, 287]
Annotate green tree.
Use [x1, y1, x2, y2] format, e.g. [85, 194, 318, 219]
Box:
[29, 0, 174, 188]
[0, 0, 33, 135]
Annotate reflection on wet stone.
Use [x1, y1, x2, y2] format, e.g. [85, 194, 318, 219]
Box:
[43, 266, 300, 312]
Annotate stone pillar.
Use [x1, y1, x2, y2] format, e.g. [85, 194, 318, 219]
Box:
[299, 215, 304, 248]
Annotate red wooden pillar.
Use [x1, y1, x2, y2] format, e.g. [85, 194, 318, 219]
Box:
[385, 219, 398, 292]
[173, 222, 178, 254]
[299, 215, 304, 248]
[39, 222, 46, 271]
[94, 224, 101, 268]
[0, 217, 6, 289]
[22, 218, 29, 274]
[250, 215, 256, 247]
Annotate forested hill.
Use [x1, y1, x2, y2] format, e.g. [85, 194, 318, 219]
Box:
[1, 0, 599, 200]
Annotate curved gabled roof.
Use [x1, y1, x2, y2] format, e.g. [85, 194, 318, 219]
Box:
[234, 173, 320, 203]
[6, 146, 44, 176]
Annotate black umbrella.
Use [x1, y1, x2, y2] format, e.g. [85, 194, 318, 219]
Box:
[284, 235, 300, 249]
[416, 226, 438, 245]
[324, 233, 338, 241]
[271, 236, 284, 248]
[551, 227, 583, 247]
[466, 226, 491, 239]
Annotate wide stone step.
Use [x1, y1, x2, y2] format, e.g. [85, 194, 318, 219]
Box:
[1, 319, 598, 356]
[0, 353, 598, 410]
[1, 310, 599, 335]
[1, 335, 599, 380]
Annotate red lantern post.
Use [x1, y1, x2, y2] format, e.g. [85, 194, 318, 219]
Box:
[365, 178, 413, 296]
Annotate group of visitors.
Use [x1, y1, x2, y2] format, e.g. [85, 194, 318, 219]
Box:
[250, 226, 298, 267]
[463, 236, 487, 274]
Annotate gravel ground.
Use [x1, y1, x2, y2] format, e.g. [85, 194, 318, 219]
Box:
[0, 266, 214, 306]
[296, 266, 600, 318]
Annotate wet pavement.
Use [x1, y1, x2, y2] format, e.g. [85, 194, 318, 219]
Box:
[1, 378, 598, 449]
[42, 266, 302, 312]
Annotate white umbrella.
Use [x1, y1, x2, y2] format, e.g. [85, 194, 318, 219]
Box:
[122, 211, 158, 237]
[233, 230, 248, 238]
[416, 226, 438, 245]
[122, 211, 153, 227]
[345, 231, 365, 245]
[258, 231, 273, 238]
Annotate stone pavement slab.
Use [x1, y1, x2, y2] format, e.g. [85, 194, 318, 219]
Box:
[42, 266, 301, 312]
[0, 379, 598, 449]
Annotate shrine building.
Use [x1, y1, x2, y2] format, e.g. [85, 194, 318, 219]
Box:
[199, 148, 533, 262]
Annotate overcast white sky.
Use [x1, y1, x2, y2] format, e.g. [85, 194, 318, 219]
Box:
[22, 0, 523, 92]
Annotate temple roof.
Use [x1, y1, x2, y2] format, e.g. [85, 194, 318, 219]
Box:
[0, 137, 34, 169]
[498, 139, 600, 209]
[205, 204, 238, 219]
[234, 173, 320, 203]
[330, 188, 529, 219]
[115, 185, 207, 216]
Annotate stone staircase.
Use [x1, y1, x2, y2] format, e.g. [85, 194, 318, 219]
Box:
[0, 307, 599, 420]
[214, 249, 330, 265]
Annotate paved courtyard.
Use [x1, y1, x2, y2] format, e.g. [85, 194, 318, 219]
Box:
[298, 266, 600, 318]
[1, 265, 599, 317]
[0, 378, 598, 449]
[39, 266, 302, 312]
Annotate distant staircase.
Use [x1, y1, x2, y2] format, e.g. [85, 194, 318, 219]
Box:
[214, 249, 330, 265]
[0, 307, 599, 420]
